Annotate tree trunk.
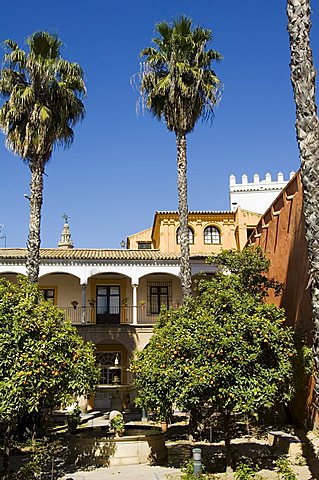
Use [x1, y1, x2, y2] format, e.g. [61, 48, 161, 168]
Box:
[176, 133, 192, 301]
[287, 0, 319, 396]
[223, 410, 232, 473]
[2, 422, 12, 480]
[26, 161, 44, 283]
[188, 407, 202, 441]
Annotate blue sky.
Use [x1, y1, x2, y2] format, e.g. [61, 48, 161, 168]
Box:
[0, 0, 318, 248]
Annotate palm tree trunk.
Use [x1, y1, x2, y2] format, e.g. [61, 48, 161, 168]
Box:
[287, 0, 319, 395]
[26, 161, 44, 283]
[176, 133, 192, 301]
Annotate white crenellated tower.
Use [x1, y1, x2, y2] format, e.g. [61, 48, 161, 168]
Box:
[229, 171, 295, 214]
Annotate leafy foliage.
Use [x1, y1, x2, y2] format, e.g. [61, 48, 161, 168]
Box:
[0, 277, 100, 424]
[67, 404, 82, 433]
[180, 458, 206, 480]
[14, 439, 63, 480]
[234, 461, 261, 480]
[207, 246, 283, 298]
[131, 248, 296, 423]
[275, 456, 297, 480]
[110, 413, 125, 435]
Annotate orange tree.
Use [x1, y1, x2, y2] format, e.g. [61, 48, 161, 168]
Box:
[131, 247, 296, 471]
[0, 277, 100, 479]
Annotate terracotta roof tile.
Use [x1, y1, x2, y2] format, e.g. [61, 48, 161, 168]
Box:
[0, 248, 208, 261]
[155, 210, 234, 215]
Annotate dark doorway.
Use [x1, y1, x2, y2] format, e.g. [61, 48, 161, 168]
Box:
[96, 285, 120, 324]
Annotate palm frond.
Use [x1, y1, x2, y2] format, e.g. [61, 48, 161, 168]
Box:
[137, 16, 222, 134]
[0, 32, 86, 164]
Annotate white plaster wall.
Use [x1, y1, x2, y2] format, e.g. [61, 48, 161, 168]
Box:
[0, 261, 217, 288]
[230, 190, 283, 214]
[229, 172, 294, 214]
[0, 266, 26, 276]
[39, 273, 82, 307]
[39, 265, 84, 283]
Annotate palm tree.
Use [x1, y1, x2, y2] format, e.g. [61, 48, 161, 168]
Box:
[0, 32, 85, 283]
[287, 0, 319, 393]
[138, 17, 222, 300]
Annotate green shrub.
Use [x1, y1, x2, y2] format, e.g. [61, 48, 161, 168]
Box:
[181, 459, 206, 479]
[234, 461, 261, 480]
[110, 413, 125, 435]
[276, 456, 297, 480]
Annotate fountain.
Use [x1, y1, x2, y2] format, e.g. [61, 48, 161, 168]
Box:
[67, 424, 167, 467]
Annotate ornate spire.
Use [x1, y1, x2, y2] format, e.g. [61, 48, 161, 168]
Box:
[58, 214, 74, 249]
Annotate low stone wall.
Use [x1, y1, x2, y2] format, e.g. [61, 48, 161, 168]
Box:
[68, 426, 167, 467]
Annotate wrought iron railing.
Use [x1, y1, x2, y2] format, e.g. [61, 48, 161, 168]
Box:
[60, 306, 158, 325]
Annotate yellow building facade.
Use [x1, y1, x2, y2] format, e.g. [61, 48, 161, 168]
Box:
[0, 207, 260, 412]
[128, 208, 260, 253]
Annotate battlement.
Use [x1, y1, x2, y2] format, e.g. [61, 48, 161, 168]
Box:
[229, 172, 295, 191]
[229, 171, 296, 214]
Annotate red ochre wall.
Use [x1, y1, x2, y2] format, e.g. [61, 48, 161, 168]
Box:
[250, 172, 318, 429]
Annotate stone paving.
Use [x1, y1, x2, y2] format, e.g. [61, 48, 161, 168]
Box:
[58, 464, 182, 480]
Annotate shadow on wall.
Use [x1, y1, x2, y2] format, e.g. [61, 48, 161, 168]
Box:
[249, 172, 318, 429]
[281, 199, 312, 339]
[67, 430, 116, 468]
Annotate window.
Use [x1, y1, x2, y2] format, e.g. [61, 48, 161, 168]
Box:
[96, 286, 120, 324]
[96, 351, 122, 385]
[96, 286, 120, 315]
[204, 226, 221, 245]
[176, 226, 194, 245]
[148, 281, 172, 315]
[246, 228, 255, 239]
[42, 288, 55, 304]
[138, 242, 152, 250]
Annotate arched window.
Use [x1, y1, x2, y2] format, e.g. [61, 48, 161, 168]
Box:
[204, 226, 221, 245]
[176, 226, 194, 245]
[96, 351, 122, 384]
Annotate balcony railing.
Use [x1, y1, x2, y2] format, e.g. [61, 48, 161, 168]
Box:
[60, 306, 158, 325]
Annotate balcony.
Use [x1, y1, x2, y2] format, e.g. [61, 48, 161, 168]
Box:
[60, 306, 158, 326]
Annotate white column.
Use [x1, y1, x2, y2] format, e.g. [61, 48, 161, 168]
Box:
[81, 283, 87, 323]
[132, 284, 138, 325]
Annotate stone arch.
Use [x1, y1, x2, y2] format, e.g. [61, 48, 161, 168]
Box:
[87, 269, 133, 283]
[38, 272, 83, 309]
[137, 270, 180, 281]
[0, 271, 26, 283]
[136, 272, 182, 313]
[0, 266, 26, 277]
[94, 341, 132, 411]
[39, 269, 82, 282]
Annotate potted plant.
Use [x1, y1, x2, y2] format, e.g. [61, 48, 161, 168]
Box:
[67, 404, 81, 433]
[110, 413, 125, 437]
[71, 300, 78, 310]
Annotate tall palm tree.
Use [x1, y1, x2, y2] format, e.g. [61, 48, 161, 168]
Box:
[0, 32, 85, 283]
[287, 0, 319, 394]
[139, 17, 222, 300]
